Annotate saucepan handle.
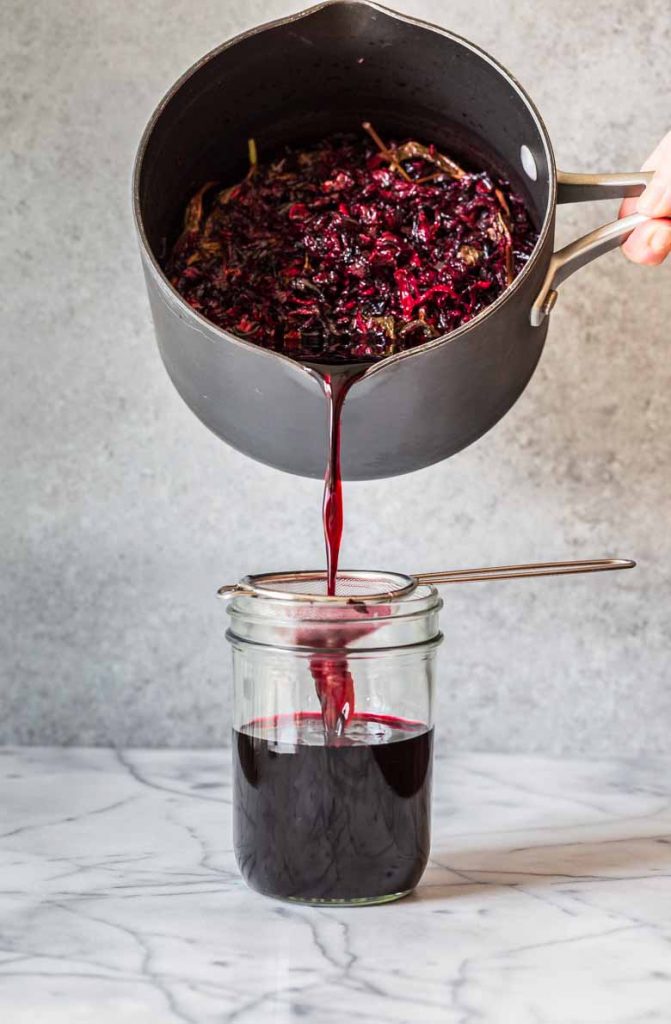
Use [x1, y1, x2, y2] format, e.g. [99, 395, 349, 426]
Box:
[530, 170, 654, 326]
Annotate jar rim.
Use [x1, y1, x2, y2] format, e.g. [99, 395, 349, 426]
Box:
[221, 581, 442, 616]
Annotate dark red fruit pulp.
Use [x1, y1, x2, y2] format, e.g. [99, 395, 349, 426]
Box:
[165, 127, 538, 362]
[233, 712, 433, 902]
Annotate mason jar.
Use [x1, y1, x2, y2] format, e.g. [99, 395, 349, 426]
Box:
[220, 573, 443, 906]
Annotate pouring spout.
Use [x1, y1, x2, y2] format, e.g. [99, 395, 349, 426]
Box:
[415, 558, 636, 586]
[301, 360, 375, 392]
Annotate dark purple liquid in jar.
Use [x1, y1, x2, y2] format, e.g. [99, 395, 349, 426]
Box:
[233, 712, 433, 903]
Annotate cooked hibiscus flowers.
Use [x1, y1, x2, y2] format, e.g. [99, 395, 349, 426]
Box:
[166, 124, 538, 361]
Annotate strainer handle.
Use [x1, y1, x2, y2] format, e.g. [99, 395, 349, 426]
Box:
[415, 557, 635, 586]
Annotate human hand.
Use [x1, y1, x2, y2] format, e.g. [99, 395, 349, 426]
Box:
[620, 131, 671, 265]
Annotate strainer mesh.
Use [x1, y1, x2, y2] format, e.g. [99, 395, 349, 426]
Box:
[243, 570, 414, 600]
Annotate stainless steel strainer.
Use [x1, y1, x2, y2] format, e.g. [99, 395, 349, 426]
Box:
[218, 557, 635, 604]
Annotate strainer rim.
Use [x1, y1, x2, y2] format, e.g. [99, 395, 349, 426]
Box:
[218, 568, 421, 604]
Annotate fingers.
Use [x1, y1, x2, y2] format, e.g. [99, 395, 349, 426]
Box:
[638, 130, 671, 217]
[618, 194, 638, 219]
[620, 129, 671, 264]
[621, 220, 671, 265]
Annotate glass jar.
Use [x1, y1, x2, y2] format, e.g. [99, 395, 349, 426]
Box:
[223, 581, 443, 906]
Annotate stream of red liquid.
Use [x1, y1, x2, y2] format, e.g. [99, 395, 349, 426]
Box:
[321, 373, 353, 597]
[310, 371, 371, 738]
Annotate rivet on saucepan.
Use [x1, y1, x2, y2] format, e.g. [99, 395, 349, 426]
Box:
[520, 145, 538, 181]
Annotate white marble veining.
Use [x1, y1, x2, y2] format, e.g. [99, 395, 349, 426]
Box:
[2, 749, 671, 1022]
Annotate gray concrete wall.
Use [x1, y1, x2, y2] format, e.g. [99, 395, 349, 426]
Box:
[2, 0, 670, 752]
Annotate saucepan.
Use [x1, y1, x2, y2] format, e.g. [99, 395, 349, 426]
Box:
[134, 0, 651, 479]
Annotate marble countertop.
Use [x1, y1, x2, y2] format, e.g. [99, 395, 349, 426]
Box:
[2, 748, 670, 1023]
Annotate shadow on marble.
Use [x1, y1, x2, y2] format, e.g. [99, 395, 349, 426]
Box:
[416, 832, 671, 903]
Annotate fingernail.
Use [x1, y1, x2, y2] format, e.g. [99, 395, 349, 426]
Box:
[648, 225, 671, 254]
[638, 179, 666, 215]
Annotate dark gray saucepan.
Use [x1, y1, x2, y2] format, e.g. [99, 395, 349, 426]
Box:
[133, 0, 651, 480]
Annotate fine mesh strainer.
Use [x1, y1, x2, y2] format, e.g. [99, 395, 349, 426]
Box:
[219, 558, 635, 604]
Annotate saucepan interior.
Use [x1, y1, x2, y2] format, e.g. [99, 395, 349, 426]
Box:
[136, 1, 554, 273]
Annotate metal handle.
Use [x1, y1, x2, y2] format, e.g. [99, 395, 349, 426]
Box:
[415, 557, 635, 586]
[556, 171, 654, 204]
[531, 170, 654, 326]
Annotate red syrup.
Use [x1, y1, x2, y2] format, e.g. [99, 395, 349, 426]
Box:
[233, 712, 433, 902]
[308, 367, 370, 738]
[321, 370, 359, 597]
